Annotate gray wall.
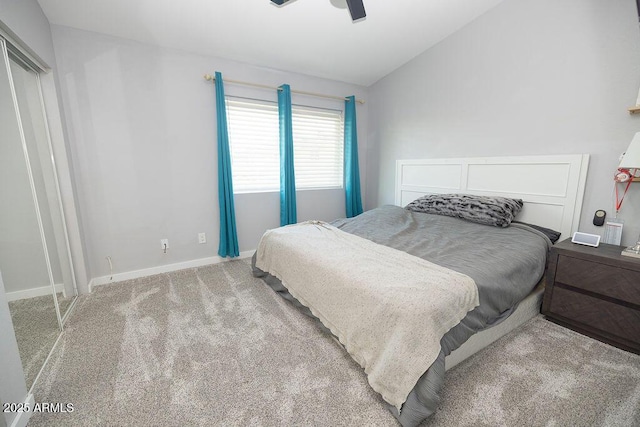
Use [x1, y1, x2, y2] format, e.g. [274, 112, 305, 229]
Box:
[367, 0, 640, 246]
[0, 0, 55, 66]
[51, 25, 369, 280]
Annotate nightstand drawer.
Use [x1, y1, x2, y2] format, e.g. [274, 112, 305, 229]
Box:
[556, 255, 640, 305]
[548, 287, 640, 344]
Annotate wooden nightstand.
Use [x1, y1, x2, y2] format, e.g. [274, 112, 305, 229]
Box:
[542, 238, 640, 354]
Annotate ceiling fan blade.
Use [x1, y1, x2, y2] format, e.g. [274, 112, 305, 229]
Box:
[346, 0, 366, 20]
[271, 0, 290, 5]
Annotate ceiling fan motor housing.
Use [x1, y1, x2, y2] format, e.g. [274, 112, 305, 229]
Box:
[270, 0, 366, 21]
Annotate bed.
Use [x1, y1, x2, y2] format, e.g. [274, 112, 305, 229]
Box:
[252, 155, 589, 426]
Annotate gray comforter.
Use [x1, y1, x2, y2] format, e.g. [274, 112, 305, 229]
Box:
[252, 205, 551, 426]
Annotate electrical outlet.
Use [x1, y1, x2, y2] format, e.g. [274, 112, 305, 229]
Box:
[198, 232, 206, 244]
[161, 239, 169, 252]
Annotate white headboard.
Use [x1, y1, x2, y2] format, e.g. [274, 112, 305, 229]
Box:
[395, 155, 590, 239]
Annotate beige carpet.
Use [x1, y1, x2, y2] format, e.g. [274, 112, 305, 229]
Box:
[56, 292, 75, 320]
[424, 317, 640, 427]
[9, 294, 62, 390]
[30, 259, 639, 426]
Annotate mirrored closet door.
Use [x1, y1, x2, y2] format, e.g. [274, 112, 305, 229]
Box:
[0, 37, 78, 390]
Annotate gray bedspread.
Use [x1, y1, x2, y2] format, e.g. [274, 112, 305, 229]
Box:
[252, 205, 551, 426]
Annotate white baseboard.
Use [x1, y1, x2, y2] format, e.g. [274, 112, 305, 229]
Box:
[6, 283, 64, 302]
[88, 250, 255, 292]
[8, 393, 34, 427]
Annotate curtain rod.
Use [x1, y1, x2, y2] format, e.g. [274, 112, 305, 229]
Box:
[203, 74, 364, 105]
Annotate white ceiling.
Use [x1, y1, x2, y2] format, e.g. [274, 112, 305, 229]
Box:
[37, 0, 505, 87]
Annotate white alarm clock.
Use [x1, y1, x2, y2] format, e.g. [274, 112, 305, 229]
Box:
[571, 232, 601, 247]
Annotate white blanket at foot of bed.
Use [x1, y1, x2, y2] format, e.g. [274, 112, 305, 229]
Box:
[255, 221, 479, 410]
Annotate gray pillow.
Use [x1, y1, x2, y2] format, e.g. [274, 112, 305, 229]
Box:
[405, 194, 523, 228]
[512, 221, 561, 243]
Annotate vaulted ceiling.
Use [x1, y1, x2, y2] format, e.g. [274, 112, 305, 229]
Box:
[37, 0, 505, 86]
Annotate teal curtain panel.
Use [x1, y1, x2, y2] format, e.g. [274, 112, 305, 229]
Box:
[344, 95, 363, 217]
[278, 84, 297, 226]
[214, 71, 239, 257]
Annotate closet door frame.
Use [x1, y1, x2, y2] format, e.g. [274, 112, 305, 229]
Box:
[1, 37, 78, 325]
[8, 45, 79, 318]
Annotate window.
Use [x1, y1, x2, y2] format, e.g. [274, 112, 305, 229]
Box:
[226, 97, 344, 193]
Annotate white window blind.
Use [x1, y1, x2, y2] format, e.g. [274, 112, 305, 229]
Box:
[226, 99, 279, 192]
[226, 97, 344, 193]
[292, 105, 344, 190]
